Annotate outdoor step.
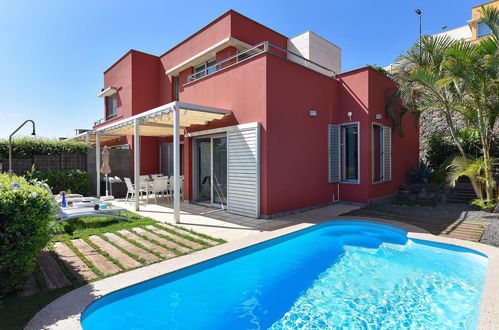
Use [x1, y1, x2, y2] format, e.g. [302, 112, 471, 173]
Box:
[37, 249, 71, 289]
[16, 274, 40, 297]
[53, 242, 97, 281]
[145, 225, 204, 250]
[117, 230, 176, 259]
[89, 235, 142, 269]
[131, 227, 191, 253]
[157, 222, 219, 245]
[71, 239, 121, 276]
[103, 233, 159, 264]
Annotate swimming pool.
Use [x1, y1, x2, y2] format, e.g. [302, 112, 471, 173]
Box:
[81, 221, 488, 329]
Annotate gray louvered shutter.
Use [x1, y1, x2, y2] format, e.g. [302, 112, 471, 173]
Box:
[227, 126, 260, 218]
[383, 126, 392, 181]
[328, 124, 340, 182]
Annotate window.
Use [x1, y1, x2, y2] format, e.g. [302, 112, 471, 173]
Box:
[193, 58, 216, 79]
[372, 124, 383, 183]
[106, 93, 117, 120]
[341, 124, 359, 182]
[477, 22, 492, 38]
[372, 124, 392, 183]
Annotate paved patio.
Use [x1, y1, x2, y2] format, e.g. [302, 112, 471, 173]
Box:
[113, 199, 362, 241]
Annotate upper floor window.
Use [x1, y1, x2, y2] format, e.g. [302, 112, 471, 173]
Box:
[106, 93, 117, 120]
[193, 58, 216, 80]
[477, 22, 492, 38]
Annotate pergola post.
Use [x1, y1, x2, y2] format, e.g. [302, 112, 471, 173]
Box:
[95, 133, 101, 198]
[134, 118, 141, 211]
[173, 103, 181, 224]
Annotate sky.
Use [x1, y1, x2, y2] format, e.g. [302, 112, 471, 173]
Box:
[0, 0, 485, 139]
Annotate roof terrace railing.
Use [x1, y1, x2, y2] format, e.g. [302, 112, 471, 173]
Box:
[187, 41, 336, 83]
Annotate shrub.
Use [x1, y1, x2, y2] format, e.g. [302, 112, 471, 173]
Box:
[0, 138, 88, 159]
[0, 173, 55, 295]
[26, 169, 91, 196]
[425, 133, 458, 171]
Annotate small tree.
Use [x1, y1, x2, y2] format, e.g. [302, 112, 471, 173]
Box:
[393, 6, 499, 208]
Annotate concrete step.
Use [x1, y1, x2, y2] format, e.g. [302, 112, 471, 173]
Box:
[89, 235, 142, 269]
[157, 222, 219, 245]
[132, 227, 191, 253]
[146, 225, 204, 250]
[71, 239, 121, 276]
[37, 249, 71, 289]
[53, 242, 98, 281]
[16, 274, 40, 297]
[117, 230, 175, 259]
[104, 232, 160, 264]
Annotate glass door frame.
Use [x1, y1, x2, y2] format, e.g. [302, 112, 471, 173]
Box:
[192, 133, 228, 208]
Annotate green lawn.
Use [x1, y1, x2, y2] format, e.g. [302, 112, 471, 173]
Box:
[0, 214, 224, 330]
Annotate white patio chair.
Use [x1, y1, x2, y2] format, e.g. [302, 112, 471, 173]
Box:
[151, 176, 169, 202]
[124, 177, 148, 203]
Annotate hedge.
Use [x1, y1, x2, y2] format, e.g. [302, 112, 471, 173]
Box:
[0, 173, 55, 295]
[0, 138, 88, 159]
[26, 169, 91, 196]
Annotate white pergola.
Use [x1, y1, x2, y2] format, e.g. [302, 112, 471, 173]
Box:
[95, 101, 232, 223]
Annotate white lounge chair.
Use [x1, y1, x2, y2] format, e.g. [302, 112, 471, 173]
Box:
[49, 204, 129, 230]
[38, 183, 129, 229]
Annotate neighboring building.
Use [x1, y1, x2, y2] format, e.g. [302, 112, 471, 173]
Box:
[79, 10, 419, 218]
[385, 0, 498, 72]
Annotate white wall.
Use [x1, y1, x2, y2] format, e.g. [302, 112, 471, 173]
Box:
[287, 31, 341, 76]
[432, 25, 472, 42]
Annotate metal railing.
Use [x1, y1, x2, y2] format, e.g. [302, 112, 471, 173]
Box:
[94, 113, 118, 126]
[187, 41, 337, 83]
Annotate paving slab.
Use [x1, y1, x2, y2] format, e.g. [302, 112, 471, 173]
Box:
[89, 235, 142, 269]
[16, 274, 39, 297]
[53, 242, 97, 281]
[146, 225, 205, 249]
[133, 227, 191, 253]
[104, 233, 160, 264]
[71, 239, 121, 276]
[156, 222, 219, 245]
[37, 249, 71, 289]
[117, 230, 176, 258]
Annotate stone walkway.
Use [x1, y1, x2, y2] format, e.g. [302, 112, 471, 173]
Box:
[19, 222, 221, 297]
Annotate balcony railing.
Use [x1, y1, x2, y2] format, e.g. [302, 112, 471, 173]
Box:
[94, 113, 117, 126]
[187, 41, 337, 83]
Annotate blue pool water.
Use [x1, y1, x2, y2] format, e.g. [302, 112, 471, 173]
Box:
[81, 221, 488, 329]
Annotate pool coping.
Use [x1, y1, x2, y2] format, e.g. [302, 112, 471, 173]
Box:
[25, 217, 499, 330]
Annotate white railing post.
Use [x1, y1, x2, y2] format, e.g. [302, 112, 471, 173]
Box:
[173, 103, 181, 224]
[134, 118, 141, 211]
[95, 132, 101, 198]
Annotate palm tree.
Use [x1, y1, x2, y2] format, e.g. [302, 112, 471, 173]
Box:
[393, 6, 499, 206]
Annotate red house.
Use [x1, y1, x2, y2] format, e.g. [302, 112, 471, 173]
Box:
[90, 10, 419, 220]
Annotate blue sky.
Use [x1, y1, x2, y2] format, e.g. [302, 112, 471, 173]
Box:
[0, 0, 483, 139]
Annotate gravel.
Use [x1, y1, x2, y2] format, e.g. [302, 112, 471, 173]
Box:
[371, 202, 499, 248]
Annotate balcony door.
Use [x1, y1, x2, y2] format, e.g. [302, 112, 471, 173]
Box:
[195, 136, 227, 207]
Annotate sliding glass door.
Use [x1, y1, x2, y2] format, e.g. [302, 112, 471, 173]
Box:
[195, 136, 227, 207]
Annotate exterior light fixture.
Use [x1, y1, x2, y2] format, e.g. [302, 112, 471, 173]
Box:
[9, 120, 36, 177]
[375, 114, 382, 119]
[347, 111, 353, 121]
[308, 110, 317, 117]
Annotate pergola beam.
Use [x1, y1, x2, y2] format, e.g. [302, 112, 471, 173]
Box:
[133, 118, 140, 211]
[93, 101, 232, 223]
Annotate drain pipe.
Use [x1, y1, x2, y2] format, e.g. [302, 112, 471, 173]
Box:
[9, 120, 36, 178]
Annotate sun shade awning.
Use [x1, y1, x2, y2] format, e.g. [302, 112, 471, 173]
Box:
[98, 87, 118, 98]
[66, 131, 121, 146]
[96, 101, 231, 137]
